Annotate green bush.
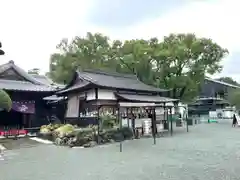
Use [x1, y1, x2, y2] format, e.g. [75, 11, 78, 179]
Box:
[100, 114, 117, 129]
[119, 127, 133, 139]
[0, 89, 12, 111]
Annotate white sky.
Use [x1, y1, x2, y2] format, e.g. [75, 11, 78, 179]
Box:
[0, 0, 239, 79]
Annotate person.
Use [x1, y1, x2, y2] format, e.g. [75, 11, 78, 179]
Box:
[232, 114, 237, 127]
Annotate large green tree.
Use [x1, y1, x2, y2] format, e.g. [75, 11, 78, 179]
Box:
[48, 33, 228, 102]
[151, 34, 228, 101]
[28, 68, 40, 75]
[227, 89, 240, 110]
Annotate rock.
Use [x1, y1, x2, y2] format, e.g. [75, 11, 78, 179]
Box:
[67, 137, 77, 147]
[66, 132, 75, 138]
[58, 132, 66, 138]
[83, 141, 97, 148]
[109, 139, 115, 143]
[62, 137, 69, 145]
[54, 137, 62, 145]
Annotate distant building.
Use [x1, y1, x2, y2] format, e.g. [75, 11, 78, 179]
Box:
[189, 77, 239, 119]
[199, 77, 240, 99]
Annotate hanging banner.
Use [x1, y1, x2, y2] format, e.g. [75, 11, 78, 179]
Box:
[12, 101, 35, 114]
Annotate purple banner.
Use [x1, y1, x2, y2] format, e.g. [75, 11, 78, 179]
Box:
[12, 101, 35, 114]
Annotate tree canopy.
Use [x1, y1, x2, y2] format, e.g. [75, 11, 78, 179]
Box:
[0, 89, 12, 111]
[227, 89, 240, 110]
[217, 77, 239, 86]
[28, 68, 40, 75]
[48, 32, 228, 102]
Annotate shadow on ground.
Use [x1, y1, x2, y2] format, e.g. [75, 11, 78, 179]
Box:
[0, 137, 40, 150]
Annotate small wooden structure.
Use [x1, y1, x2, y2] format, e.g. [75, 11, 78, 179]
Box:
[56, 69, 178, 126]
[56, 69, 188, 151]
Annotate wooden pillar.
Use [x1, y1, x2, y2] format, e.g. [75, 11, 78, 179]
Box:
[163, 102, 166, 130]
[118, 103, 122, 152]
[170, 107, 173, 136]
[95, 88, 101, 144]
[152, 107, 157, 145]
[97, 105, 100, 144]
[126, 108, 130, 128]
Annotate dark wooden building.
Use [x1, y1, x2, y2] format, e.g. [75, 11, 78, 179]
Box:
[0, 61, 58, 129]
[199, 77, 240, 99]
[56, 69, 177, 126]
[189, 77, 239, 116]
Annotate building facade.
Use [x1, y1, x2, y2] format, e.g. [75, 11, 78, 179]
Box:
[56, 69, 179, 127]
[0, 61, 59, 129]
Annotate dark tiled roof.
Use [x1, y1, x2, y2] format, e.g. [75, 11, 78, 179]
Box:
[31, 74, 65, 88]
[43, 95, 64, 101]
[205, 77, 240, 89]
[0, 79, 55, 92]
[0, 61, 44, 85]
[77, 70, 168, 92]
[57, 80, 90, 94]
[115, 93, 178, 103]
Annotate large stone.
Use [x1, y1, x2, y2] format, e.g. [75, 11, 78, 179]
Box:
[83, 141, 97, 148]
[54, 137, 63, 145]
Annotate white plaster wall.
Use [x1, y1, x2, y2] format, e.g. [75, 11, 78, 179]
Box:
[97, 89, 116, 100]
[65, 95, 80, 118]
[86, 89, 95, 100]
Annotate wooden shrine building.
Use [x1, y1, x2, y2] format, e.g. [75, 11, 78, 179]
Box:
[57, 69, 178, 128]
[0, 60, 58, 129]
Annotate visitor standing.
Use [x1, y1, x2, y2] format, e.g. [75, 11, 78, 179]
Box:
[232, 114, 237, 127]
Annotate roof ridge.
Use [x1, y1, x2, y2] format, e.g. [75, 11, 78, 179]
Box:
[205, 77, 240, 88]
[0, 61, 44, 85]
[0, 79, 32, 84]
[82, 69, 137, 79]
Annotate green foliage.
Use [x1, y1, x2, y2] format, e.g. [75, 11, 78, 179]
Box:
[227, 89, 240, 109]
[0, 89, 12, 111]
[100, 114, 117, 129]
[217, 77, 239, 86]
[28, 68, 40, 75]
[48, 32, 228, 100]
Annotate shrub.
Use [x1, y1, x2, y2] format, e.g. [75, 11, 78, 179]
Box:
[120, 127, 134, 139]
[54, 124, 74, 134]
[0, 89, 12, 111]
[100, 114, 117, 129]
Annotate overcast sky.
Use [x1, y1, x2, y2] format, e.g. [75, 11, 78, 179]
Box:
[0, 0, 239, 80]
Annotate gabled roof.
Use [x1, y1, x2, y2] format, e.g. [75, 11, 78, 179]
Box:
[0, 61, 44, 85]
[205, 77, 240, 89]
[0, 79, 55, 92]
[31, 74, 65, 88]
[115, 93, 178, 103]
[58, 69, 168, 94]
[0, 61, 57, 92]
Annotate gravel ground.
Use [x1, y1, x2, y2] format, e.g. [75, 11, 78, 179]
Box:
[1, 123, 240, 180]
[0, 137, 41, 150]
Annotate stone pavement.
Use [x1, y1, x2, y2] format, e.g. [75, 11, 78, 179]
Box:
[1, 123, 240, 180]
[0, 137, 41, 150]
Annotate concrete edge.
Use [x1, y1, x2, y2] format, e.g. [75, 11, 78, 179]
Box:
[29, 137, 53, 144]
[0, 144, 6, 150]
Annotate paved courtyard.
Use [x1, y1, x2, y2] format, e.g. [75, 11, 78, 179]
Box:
[1, 123, 240, 180]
